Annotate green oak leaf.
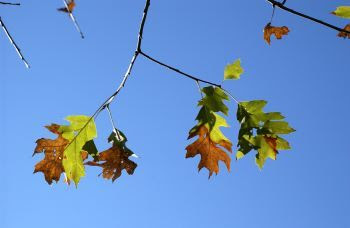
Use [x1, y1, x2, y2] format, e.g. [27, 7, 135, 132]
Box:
[236, 100, 294, 168]
[224, 59, 244, 80]
[108, 129, 135, 156]
[198, 86, 229, 115]
[62, 115, 97, 187]
[263, 121, 295, 134]
[82, 140, 98, 158]
[207, 113, 231, 144]
[332, 6, 350, 19]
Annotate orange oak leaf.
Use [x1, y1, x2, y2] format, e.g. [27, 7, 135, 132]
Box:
[86, 145, 137, 182]
[264, 23, 290, 45]
[338, 24, 350, 39]
[58, 0, 76, 13]
[185, 125, 231, 178]
[33, 124, 88, 185]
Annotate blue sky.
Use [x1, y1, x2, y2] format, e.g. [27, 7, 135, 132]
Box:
[1, 0, 349, 227]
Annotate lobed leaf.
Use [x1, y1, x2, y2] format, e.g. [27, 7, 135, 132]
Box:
[332, 6, 350, 19]
[224, 59, 244, 80]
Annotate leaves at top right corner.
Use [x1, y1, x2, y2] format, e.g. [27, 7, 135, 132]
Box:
[332, 6, 350, 39]
[264, 23, 290, 45]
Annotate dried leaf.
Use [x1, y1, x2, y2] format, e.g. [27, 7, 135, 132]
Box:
[86, 145, 137, 182]
[338, 24, 350, 39]
[58, 0, 75, 13]
[186, 125, 231, 178]
[264, 23, 290, 45]
[33, 124, 69, 185]
[34, 123, 89, 185]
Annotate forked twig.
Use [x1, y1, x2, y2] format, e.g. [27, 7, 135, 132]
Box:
[0, 17, 30, 68]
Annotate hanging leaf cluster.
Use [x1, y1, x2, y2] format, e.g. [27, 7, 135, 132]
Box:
[236, 100, 295, 169]
[186, 86, 232, 178]
[33, 115, 137, 186]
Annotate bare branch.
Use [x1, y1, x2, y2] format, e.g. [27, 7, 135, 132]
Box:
[140, 51, 221, 88]
[0, 17, 30, 68]
[0, 1, 20, 5]
[63, 0, 151, 151]
[267, 0, 350, 35]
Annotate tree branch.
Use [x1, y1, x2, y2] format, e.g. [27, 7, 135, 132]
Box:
[63, 0, 151, 150]
[267, 0, 350, 34]
[62, 0, 84, 39]
[0, 1, 20, 5]
[0, 17, 30, 68]
[140, 51, 221, 87]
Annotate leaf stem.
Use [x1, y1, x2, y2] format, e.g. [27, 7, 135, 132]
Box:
[106, 105, 122, 141]
[266, 0, 350, 35]
[0, 17, 30, 68]
[219, 87, 240, 104]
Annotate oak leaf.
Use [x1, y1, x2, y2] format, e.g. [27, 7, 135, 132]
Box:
[33, 123, 88, 185]
[58, 0, 75, 13]
[186, 125, 231, 178]
[264, 23, 290, 45]
[338, 24, 350, 39]
[86, 145, 137, 182]
[33, 124, 68, 184]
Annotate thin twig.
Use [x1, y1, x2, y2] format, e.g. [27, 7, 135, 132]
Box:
[0, 1, 20, 5]
[106, 105, 122, 141]
[219, 87, 240, 104]
[0, 17, 30, 68]
[62, 0, 84, 39]
[139, 51, 221, 87]
[269, 5, 276, 23]
[267, 0, 350, 34]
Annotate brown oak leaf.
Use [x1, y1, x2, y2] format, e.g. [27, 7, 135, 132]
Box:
[338, 24, 350, 39]
[33, 124, 88, 185]
[185, 125, 231, 178]
[33, 124, 69, 185]
[58, 0, 76, 13]
[264, 23, 290, 45]
[86, 145, 137, 182]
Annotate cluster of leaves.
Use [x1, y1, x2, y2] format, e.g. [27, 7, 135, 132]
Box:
[263, 5, 350, 44]
[185, 60, 294, 177]
[33, 115, 137, 187]
[186, 86, 233, 178]
[236, 101, 295, 169]
[33, 58, 294, 186]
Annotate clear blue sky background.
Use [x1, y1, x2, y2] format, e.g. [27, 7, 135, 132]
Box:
[1, 0, 349, 227]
